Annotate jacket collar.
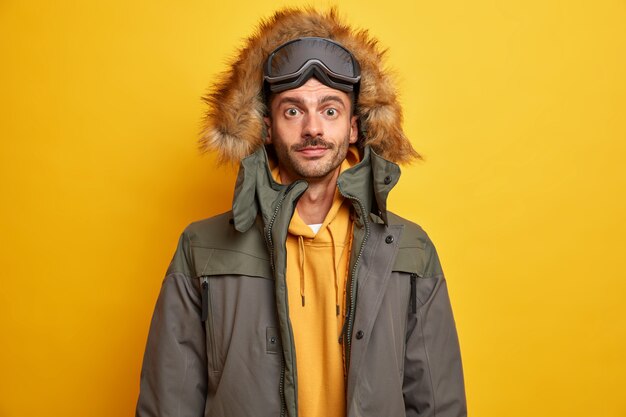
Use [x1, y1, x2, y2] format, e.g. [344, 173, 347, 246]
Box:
[232, 145, 401, 232]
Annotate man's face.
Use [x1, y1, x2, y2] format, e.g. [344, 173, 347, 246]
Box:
[264, 78, 358, 184]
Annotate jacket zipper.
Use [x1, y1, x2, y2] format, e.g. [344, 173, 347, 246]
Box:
[264, 181, 301, 417]
[279, 354, 286, 417]
[410, 273, 417, 314]
[266, 182, 300, 271]
[337, 190, 370, 372]
[200, 276, 209, 321]
[199, 276, 219, 372]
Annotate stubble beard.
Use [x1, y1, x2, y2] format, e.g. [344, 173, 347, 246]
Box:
[275, 134, 351, 181]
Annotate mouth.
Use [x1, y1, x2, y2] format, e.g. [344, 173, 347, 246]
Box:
[292, 137, 333, 158]
[296, 145, 329, 158]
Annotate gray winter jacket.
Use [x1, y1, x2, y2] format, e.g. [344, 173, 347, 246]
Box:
[136, 146, 466, 417]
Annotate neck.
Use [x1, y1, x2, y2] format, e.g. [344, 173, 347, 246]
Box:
[281, 167, 340, 225]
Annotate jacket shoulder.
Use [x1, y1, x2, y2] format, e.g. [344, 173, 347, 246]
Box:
[387, 212, 443, 278]
[183, 211, 268, 255]
[180, 211, 271, 279]
[387, 211, 430, 250]
[183, 211, 235, 246]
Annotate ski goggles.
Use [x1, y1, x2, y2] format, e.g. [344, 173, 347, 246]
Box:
[264, 37, 361, 94]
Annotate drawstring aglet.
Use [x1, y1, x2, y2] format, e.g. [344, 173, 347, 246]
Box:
[301, 295, 305, 306]
[336, 305, 340, 316]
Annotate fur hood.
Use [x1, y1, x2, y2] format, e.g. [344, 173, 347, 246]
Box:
[200, 7, 419, 164]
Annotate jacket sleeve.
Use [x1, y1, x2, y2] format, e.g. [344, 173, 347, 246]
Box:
[403, 238, 467, 417]
[136, 232, 208, 417]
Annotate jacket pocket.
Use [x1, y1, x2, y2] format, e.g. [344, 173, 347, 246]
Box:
[200, 275, 220, 373]
[407, 272, 438, 313]
[192, 247, 274, 375]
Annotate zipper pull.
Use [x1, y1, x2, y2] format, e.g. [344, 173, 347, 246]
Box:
[200, 276, 209, 322]
[410, 273, 417, 314]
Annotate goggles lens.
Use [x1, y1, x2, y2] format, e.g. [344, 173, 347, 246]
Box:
[264, 37, 361, 93]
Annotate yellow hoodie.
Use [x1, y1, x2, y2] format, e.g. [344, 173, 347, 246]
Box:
[273, 147, 359, 417]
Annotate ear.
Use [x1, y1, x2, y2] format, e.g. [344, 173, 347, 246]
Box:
[349, 115, 358, 144]
[263, 117, 272, 144]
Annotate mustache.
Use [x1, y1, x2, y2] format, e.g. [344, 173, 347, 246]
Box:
[291, 137, 335, 151]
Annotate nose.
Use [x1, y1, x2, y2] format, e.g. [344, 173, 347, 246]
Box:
[302, 113, 324, 138]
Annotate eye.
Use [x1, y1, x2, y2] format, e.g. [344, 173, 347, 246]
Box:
[285, 108, 300, 117]
[324, 108, 337, 117]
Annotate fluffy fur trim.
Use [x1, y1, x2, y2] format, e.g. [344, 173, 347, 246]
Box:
[200, 7, 420, 164]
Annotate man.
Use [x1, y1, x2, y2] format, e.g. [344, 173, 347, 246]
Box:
[137, 8, 466, 417]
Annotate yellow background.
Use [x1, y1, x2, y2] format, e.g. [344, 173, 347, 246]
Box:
[1, 1, 625, 416]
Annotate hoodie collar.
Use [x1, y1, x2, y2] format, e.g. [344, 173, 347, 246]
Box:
[232, 145, 401, 232]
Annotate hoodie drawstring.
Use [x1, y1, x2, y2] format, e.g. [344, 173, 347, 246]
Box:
[328, 221, 353, 317]
[298, 235, 306, 306]
[328, 226, 340, 316]
[296, 220, 353, 315]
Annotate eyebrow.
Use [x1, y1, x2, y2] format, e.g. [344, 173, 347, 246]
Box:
[275, 97, 305, 107]
[319, 95, 347, 108]
[274, 95, 347, 109]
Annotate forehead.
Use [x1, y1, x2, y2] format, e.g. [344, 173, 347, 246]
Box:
[270, 78, 351, 107]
